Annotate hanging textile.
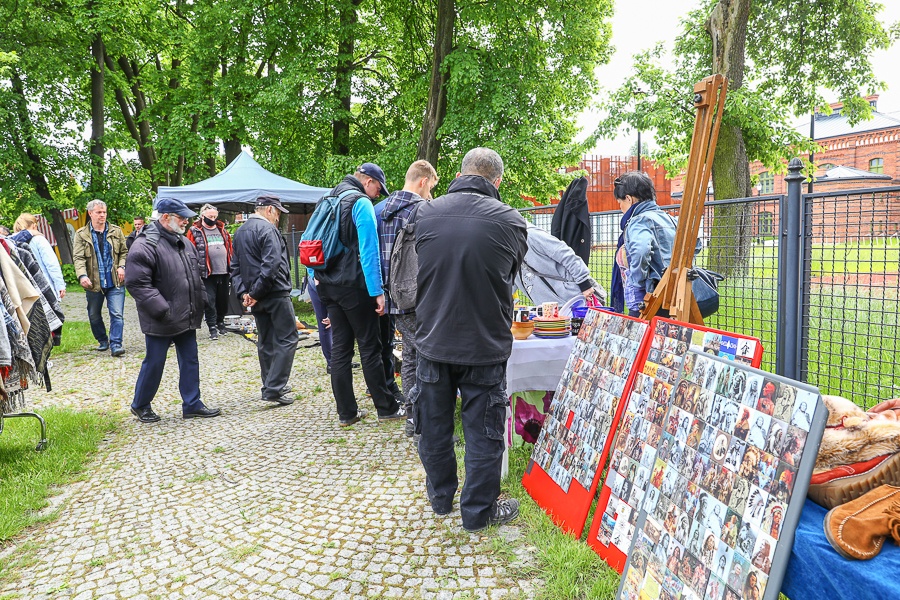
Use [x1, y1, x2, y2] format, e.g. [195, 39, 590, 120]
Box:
[0, 242, 39, 335]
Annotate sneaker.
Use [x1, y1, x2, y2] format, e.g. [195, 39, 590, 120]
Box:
[209, 328, 219, 341]
[110, 346, 125, 357]
[378, 407, 406, 422]
[463, 499, 520, 532]
[340, 409, 368, 427]
[217, 324, 227, 336]
[404, 418, 416, 437]
[95, 341, 110, 352]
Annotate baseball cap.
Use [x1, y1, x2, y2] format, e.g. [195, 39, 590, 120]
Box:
[256, 196, 289, 213]
[155, 198, 197, 218]
[358, 163, 389, 196]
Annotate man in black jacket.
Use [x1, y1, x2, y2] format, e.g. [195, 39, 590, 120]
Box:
[316, 163, 404, 427]
[125, 198, 220, 423]
[230, 196, 297, 405]
[414, 147, 528, 532]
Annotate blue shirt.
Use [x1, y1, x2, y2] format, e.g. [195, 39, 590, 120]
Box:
[91, 224, 114, 289]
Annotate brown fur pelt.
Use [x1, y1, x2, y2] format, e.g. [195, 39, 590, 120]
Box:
[814, 395, 900, 473]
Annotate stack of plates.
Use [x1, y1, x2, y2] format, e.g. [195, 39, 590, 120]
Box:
[532, 316, 571, 338]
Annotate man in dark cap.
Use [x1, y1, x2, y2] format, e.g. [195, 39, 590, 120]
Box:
[230, 196, 297, 405]
[125, 198, 221, 422]
[314, 163, 404, 427]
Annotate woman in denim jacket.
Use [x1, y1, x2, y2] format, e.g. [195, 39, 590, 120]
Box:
[611, 171, 676, 316]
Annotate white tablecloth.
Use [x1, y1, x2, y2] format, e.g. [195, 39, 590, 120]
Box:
[503, 335, 577, 477]
[506, 335, 577, 395]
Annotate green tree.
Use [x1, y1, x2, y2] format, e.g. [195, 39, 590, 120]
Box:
[596, 0, 894, 273]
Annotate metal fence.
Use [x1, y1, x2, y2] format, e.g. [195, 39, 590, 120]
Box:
[521, 159, 900, 408]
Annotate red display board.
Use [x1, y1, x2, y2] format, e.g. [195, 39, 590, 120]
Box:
[522, 309, 651, 535]
[586, 317, 764, 573]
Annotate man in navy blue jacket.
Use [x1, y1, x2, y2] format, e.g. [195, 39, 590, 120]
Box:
[315, 164, 405, 427]
[231, 196, 297, 405]
[125, 198, 220, 422]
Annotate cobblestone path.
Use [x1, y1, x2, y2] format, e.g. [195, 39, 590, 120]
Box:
[0, 295, 537, 599]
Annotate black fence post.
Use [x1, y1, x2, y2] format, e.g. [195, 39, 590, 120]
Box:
[777, 158, 805, 379]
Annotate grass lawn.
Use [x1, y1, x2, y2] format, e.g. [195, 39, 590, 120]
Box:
[56, 321, 97, 354]
[0, 408, 119, 546]
[501, 444, 621, 599]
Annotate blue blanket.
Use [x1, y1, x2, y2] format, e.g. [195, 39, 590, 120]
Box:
[782, 499, 900, 600]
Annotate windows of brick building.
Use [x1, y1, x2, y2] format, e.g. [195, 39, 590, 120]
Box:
[869, 158, 884, 174]
[757, 211, 774, 237]
[758, 171, 774, 194]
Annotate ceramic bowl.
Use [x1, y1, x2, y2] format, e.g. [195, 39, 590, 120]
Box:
[511, 321, 534, 340]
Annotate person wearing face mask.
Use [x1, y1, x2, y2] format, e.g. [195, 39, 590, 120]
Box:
[186, 204, 234, 341]
[125, 197, 220, 422]
[230, 196, 297, 405]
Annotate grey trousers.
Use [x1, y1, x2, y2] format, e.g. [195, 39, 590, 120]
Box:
[254, 295, 297, 399]
[395, 312, 418, 405]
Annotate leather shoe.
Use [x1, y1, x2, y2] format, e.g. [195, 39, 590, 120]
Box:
[95, 342, 110, 352]
[340, 409, 368, 427]
[261, 394, 294, 406]
[183, 406, 222, 419]
[131, 406, 161, 423]
[110, 346, 125, 357]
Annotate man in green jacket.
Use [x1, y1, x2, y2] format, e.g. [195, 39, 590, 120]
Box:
[73, 199, 129, 356]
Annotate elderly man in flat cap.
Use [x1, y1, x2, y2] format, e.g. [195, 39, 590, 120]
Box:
[230, 196, 297, 405]
[125, 197, 221, 422]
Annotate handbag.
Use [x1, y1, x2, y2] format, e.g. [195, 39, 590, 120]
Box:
[688, 267, 725, 318]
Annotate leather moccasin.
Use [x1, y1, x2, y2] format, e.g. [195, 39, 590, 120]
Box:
[824, 484, 900, 560]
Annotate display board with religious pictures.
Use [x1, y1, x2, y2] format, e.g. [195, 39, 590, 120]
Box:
[614, 352, 825, 600]
[522, 309, 651, 535]
[588, 318, 764, 571]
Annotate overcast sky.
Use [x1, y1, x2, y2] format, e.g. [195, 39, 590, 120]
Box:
[581, 0, 900, 155]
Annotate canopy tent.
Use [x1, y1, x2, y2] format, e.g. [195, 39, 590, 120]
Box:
[154, 151, 330, 214]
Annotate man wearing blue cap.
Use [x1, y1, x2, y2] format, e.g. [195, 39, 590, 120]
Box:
[230, 196, 297, 405]
[315, 164, 404, 426]
[125, 198, 221, 422]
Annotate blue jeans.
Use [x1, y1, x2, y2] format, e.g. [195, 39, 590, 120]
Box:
[131, 330, 202, 412]
[307, 279, 331, 365]
[86, 286, 125, 348]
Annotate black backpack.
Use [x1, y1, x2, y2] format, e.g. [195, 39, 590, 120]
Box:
[387, 204, 421, 311]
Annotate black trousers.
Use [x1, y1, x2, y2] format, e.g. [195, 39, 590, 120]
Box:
[317, 283, 398, 420]
[415, 357, 508, 530]
[379, 314, 401, 396]
[254, 295, 297, 399]
[203, 274, 230, 330]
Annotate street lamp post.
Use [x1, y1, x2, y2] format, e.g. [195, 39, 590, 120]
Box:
[633, 86, 647, 172]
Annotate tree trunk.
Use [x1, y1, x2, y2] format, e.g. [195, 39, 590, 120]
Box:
[48, 209, 75, 265]
[224, 136, 242, 165]
[416, 0, 455, 165]
[332, 0, 362, 156]
[10, 71, 75, 263]
[706, 0, 753, 275]
[89, 34, 105, 194]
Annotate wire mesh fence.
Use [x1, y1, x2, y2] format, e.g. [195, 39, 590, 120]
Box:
[520, 184, 900, 408]
[800, 187, 900, 408]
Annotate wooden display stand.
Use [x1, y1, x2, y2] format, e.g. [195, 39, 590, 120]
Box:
[639, 75, 728, 325]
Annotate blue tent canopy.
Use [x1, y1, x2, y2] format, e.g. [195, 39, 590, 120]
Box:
[154, 151, 330, 214]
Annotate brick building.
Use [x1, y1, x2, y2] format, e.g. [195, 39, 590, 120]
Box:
[666, 96, 900, 241]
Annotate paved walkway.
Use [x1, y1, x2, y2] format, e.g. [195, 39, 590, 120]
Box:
[0, 294, 537, 599]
